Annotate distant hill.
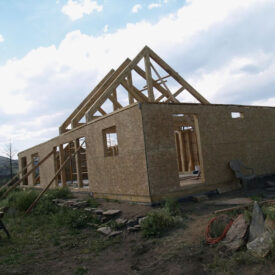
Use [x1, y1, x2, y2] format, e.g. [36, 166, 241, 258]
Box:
[0, 156, 18, 178]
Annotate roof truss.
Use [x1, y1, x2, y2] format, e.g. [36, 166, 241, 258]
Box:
[59, 46, 210, 134]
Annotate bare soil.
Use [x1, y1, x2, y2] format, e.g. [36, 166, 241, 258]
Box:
[1, 189, 275, 275]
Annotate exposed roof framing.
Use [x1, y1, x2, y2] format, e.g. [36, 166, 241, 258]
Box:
[59, 46, 210, 134]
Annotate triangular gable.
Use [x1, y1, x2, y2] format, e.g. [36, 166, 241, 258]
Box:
[59, 46, 210, 134]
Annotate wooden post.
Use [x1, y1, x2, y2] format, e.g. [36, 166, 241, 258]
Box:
[1, 150, 54, 199]
[144, 52, 154, 102]
[59, 144, 67, 188]
[24, 140, 85, 216]
[74, 139, 83, 188]
[126, 73, 134, 104]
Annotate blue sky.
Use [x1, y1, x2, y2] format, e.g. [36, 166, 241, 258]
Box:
[0, 0, 275, 155]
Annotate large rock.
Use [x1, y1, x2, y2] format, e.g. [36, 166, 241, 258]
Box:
[115, 218, 127, 226]
[108, 231, 122, 237]
[97, 227, 112, 236]
[249, 201, 265, 242]
[223, 214, 248, 251]
[247, 231, 275, 257]
[102, 209, 121, 216]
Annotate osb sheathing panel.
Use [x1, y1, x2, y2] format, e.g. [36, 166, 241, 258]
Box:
[18, 105, 150, 201]
[141, 103, 275, 197]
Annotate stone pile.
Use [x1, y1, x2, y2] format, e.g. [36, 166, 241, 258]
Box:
[52, 198, 147, 237]
[218, 201, 275, 257]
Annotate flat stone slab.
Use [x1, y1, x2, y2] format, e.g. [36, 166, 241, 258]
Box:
[223, 214, 248, 251]
[249, 201, 265, 242]
[127, 226, 140, 232]
[103, 210, 121, 216]
[109, 231, 122, 237]
[97, 227, 112, 236]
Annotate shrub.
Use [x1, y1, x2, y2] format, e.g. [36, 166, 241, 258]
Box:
[164, 197, 181, 216]
[141, 208, 180, 238]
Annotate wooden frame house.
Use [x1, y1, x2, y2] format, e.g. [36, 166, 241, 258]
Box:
[17, 46, 275, 203]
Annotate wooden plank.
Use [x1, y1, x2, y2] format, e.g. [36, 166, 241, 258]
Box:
[164, 86, 185, 103]
[109, 90, 122, 110]
[74, 139, 83, 188]
[72, 58, 131, 127]
[126, 73, 134, 104]
[59, 69, 115, 133]
[134, 65, 179, 103]
[59, 144, 67, 188]
[147, 46, 210, 104]
[144, 51, 154, 101]
[149, 61, 177, 102]
[0, 159, 33, 192]
[85, 46, 148, 119]
[24, 140, 85, 216]
[1, 150, 54, 199]
[53, 147, 59, 187]
[121, 79, 149, 102]
[177, 131, 186, 172]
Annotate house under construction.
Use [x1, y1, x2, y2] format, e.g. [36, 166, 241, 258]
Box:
[18, 46, 275, 203]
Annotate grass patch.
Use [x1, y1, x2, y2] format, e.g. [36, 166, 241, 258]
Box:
[141, 208, 181, 238]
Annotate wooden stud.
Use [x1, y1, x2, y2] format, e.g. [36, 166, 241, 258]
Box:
[126, 73, 134, 104]
[144, 51, 154, 101]
[59, 144, 67, 188]
[74, 139, 83, 188]
[1, 150, 54, 199]
[59, 69, 115, 133]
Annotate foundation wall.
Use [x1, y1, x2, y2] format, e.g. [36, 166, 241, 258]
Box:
[18, 105, 150, 202]
[141, 103, 275, 201]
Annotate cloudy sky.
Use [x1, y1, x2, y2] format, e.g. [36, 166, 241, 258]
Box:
[0, 0, 275, 156]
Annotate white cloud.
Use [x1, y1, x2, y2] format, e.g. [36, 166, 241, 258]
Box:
[1, 0, 275, 153]
[103, 24, 109, 33]
[61, 0, 103, 21]
[132, 4, 142, 13]
[0, 34, 4, 43]
[148, 3, 162, 9]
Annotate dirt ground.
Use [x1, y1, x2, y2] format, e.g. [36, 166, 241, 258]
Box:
[1, 188, 275, 275]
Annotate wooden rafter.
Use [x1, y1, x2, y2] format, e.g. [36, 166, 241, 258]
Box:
[59, 45, 210, 133]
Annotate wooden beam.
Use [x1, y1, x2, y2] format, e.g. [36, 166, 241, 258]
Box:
[147, 47, 210, 104]
[24, 140, 85, 216]
[85, 46, 148, 120]
[134, 65, 179, 103]
[149, 61, 177, 102]
[74, 139, 83, 188]
[1, 150, 54, 199]
[164, 86, 185, 103]
[59, 69, 115, 133]
[0, 159, 33, 192]
[126, 73, 134, 104]
[121, 79, 149, 102]
[71, 58, 132, 128]
[109, 90, 122, 110]
[144, 51, 154, 101]
[59, 144, 67, 188]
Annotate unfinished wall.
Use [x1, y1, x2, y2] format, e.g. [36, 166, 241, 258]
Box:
[18, 104, 151, 202]
[141, 103, 275, 201]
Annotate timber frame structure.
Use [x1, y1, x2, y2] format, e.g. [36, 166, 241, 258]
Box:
[18, 46, 275, 203]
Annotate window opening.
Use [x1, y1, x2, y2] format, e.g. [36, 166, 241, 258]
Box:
[31, 153, 40, 186]
[103, 126, 118, 157]
[231, 112, 244, 119]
